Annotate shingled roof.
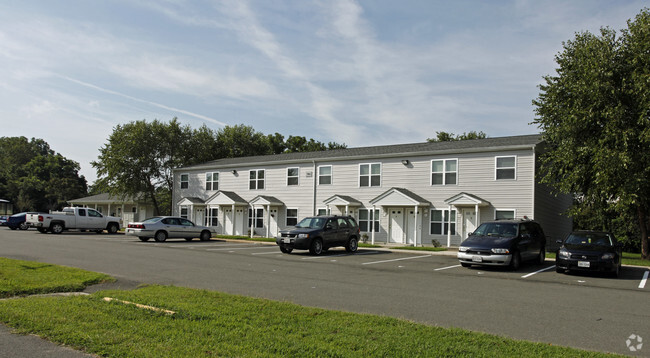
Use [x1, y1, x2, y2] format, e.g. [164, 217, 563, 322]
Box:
[178, 134, 542, 171]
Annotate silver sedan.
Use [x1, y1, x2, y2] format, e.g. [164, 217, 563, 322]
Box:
[125, 216, 215, 242]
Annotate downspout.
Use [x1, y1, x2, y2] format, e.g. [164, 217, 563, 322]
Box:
[312, 160, 317, 216]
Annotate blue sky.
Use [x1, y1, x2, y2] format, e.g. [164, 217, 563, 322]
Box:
[0, 1, 646, 184]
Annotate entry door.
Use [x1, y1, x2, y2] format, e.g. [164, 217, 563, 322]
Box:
[225, 209, 234, 234]
[390, 209, 404, 243]
[194, 208, 205, 226]
[235, 209, 244, 235]
[269, 208, 278, 236]
[406, 210, 416, 245]
[463, 209, 477, 238]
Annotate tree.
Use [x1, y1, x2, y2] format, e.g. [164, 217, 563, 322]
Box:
[532, 8, 650, 259]
[427, 131, 487, 142]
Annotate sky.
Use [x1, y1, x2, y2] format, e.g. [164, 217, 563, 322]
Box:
[0, 1, 647, 185]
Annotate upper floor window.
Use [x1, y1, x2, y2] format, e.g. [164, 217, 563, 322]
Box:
[318, 166, 332, 185]
[496, 156, 516, 180]
[360, 163, 381, 187]
[180, 173, 189, 189]
[206, 172, 219, 191]
[249, 169, 265, 190]
[431, 159, 457, 185]
[287, 168, 299, 186]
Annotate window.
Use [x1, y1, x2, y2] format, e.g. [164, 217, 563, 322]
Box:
[208, 208, 219, 226]
[249, 170, 265, 190]
[248, 208, 263, 228]
[358, 209, 380, 232]
[286, 209, 298, 226]
[88, 209, 102, 217]
[78, 209, 86, 216]
[430, 209, 457, 235]
[318, 166, 332, 185]
[180, 173, 189, 189]
[180, 207, 188, 219]
[495, 209, 515, 220]
[317, 208, 330, 216]
[360, 163, 381, 187]
[287, 168, 299, 186]
[206, 172, 219, 191]
[496, 156, 516, 180]
[431, 159, 457, 185]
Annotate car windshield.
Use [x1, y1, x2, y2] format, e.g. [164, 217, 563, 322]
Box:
[142, 217, 164, 223]
[565, 233, 613, 247]
[473, 223, 518, 238]
[295, 217, 326, 229]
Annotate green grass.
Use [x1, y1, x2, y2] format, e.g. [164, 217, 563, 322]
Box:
[0, 285, 619, 358]
[0, 257, 113, 298]
[390, 246, 448, 252]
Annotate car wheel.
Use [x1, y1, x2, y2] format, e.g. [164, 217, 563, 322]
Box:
[280, 245, 293, 254]
[309, 238, 323, 255]
[200, 230, 211, 241]
[345, 237, 359, 253]
[107, 223, 119, 234]
[555, 266, 565, 274]
[138, 237, 150, 242]
[19, 222, 29, 230]
[9, 226, 17, 230]
[154, 231, 167, 242]
[510, 251, 521, 271]
[50, 223, 64, 234]
[537, 247, 545, 265]
[460, 262, 471, 268]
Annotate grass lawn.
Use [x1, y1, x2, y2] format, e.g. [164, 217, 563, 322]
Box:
[0, 257, 113, 298]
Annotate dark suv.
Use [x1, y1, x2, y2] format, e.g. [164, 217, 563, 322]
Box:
[457, 219, 547, 270]
[276, 215, 361, 255]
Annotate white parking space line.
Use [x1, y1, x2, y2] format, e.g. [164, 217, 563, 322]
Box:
[434, 264, 461, 271]
[302, 253, 351, 260]
[639, 271, 649, 289]
[521, 265, 555, 278]
[251, 250, 282, 255]
[362, 255, 431, 265]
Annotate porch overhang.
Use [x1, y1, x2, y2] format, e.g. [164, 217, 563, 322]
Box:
[249, 195, 284, 207]
[370, 187, 431, 207]
[177, 197, 205, 206]
[444, 192, 490, 207]
[323, 195, 362, 207]
[205, 191, 247, 206]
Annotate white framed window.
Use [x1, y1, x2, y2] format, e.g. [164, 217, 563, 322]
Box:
[180, 206, 189, 219]
[431, 159, 457, 185]
[495, 209, 516, 220]
[287, 168, 299, 186]
[206, 172, 219, 191]
[359, 163, 381, 187]
[358, 208, 380, 232]
[286, 208, 298, 226]
[318, 165, 332, 185]
[180, 173, 189, 189]
[208, 208, 219, 226]
[249, 169, 265, 190]
[248, 208, 264, 228]
[317, 208, 330, 216]
[430, 209, 457, 235]
[496, 156, 516, 180]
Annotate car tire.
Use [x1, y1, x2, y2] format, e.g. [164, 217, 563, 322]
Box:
[537, 247, 545, 265]
[280, 245, 293, 254]
[555, 266, 565, 274]
[95, 230, 103, 234]
[510, 251, 521, 271]
[107, 223, 119, 234]
[460, 262, 471, 268]
[50, 223, 64, 234]
[154, 231, 167, 242]
[9, 226, 17, 230]
[309, 238, 323, 255]
[19, 222, 29, 230]
[200, 230, 211, 241]
[138, 237, 150, 242]
[345, 237, 359, 253]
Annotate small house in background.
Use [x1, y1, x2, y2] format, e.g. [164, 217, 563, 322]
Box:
[68, 193, 155, 227]
[0, 199, 13, 215]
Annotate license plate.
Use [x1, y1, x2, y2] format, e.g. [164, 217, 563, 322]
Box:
[578, 261, 590, 268]
[472, 256, 483, 263]
[283, 238, 291, 244]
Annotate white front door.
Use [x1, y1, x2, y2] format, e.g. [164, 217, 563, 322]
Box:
[406, 209, 416, 245]
[225, 209, 234, 235]
[194, 208, 205, 226]
[390, 209, 404, 243]
[463, 209, 477, 238]
[235, 209, 244, 236]
[269, 208, 278, 237]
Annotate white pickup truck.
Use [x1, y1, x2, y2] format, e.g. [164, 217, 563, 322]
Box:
[27, 207, 121, 234]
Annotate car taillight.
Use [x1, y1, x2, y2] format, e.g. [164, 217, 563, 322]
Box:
[128, 224, 145, 229]
[38, 215, 43, 222]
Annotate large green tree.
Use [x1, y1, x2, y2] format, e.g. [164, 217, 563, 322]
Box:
[0, 137, 87, 212]
[532, 8, 650, 259]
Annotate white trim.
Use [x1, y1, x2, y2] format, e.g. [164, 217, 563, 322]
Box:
[495, 155, 517, 180]
[494, 208, 517, 220]
[358, 162, 382, 188]
[249, 169, 266, 190]
[286, 167, 300, 186]
[429, 208, 457, 236]
[205, 172, 219, 191]
[317, 165, 333, 186]
[285, 208, 298, 226]
[179, 173, 189, 189]
[430, 158, 458, 186]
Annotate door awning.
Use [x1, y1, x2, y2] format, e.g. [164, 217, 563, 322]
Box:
[323, 195, 362, 207]
[177, 197, 205, 206]
[444, 192, 490, 206]
[205, 191, 247, 206]
[370, 188, 431, 207]
[249, 195, 284, 207]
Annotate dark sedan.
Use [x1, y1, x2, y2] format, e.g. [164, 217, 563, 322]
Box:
[7, 212, 38, 230]
[555, 231, 622, 277]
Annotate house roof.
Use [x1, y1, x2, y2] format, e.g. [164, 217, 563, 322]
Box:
[68, 193, 145, 204]
[176, 134, 543, 171]
[370, 188, 432, 206]
[323, 195, 362, 206]
[250, 195, 284, 206]
[205, 191, 247, 205]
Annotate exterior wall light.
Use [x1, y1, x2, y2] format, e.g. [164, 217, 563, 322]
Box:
[231, 170, 237, 175]
[401, 159, 410, 166]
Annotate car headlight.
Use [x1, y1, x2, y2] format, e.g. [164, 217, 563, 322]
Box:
[297, 233, 309, 239]
[491, 248, 510, 254]
[458, 246, 469, 252]
[558, 249, 570, 259]
[601, 253, 615, 260]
